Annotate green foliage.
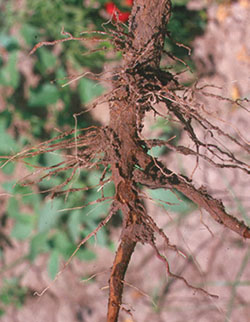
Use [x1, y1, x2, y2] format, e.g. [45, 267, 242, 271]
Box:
[166, 2, 207, 72]
[0, 161, 15, 175]
[0, 278, 28, 315]
[149, 116, 182, 157]
[0, 50, 20, 88]
[38, 199, 63, 232]
[169, 5, 207, 44]
[11, 213, 34, 240]
[1, 170, 113, 275]
[20, 23, 39, 46]
[68, 210, 81, 242]
[36, 47, 58, 73]
[0, 119, 19, 154]
[29, 232, 50, 261]
[29, 84, 60, 107]
[47, 249, 60, 279]
[78, 78, 104, 104]
[172, 0, 189, 5]
[148, 188, 195, 217]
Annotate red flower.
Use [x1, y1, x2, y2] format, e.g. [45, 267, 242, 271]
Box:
[105, 1, 132, 23]
[125, 0, 133, 6]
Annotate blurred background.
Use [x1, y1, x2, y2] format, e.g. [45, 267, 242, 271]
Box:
[0, 0, 249, 321]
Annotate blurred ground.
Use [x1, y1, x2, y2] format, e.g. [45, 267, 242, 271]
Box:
[1, 1, 250, 322]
